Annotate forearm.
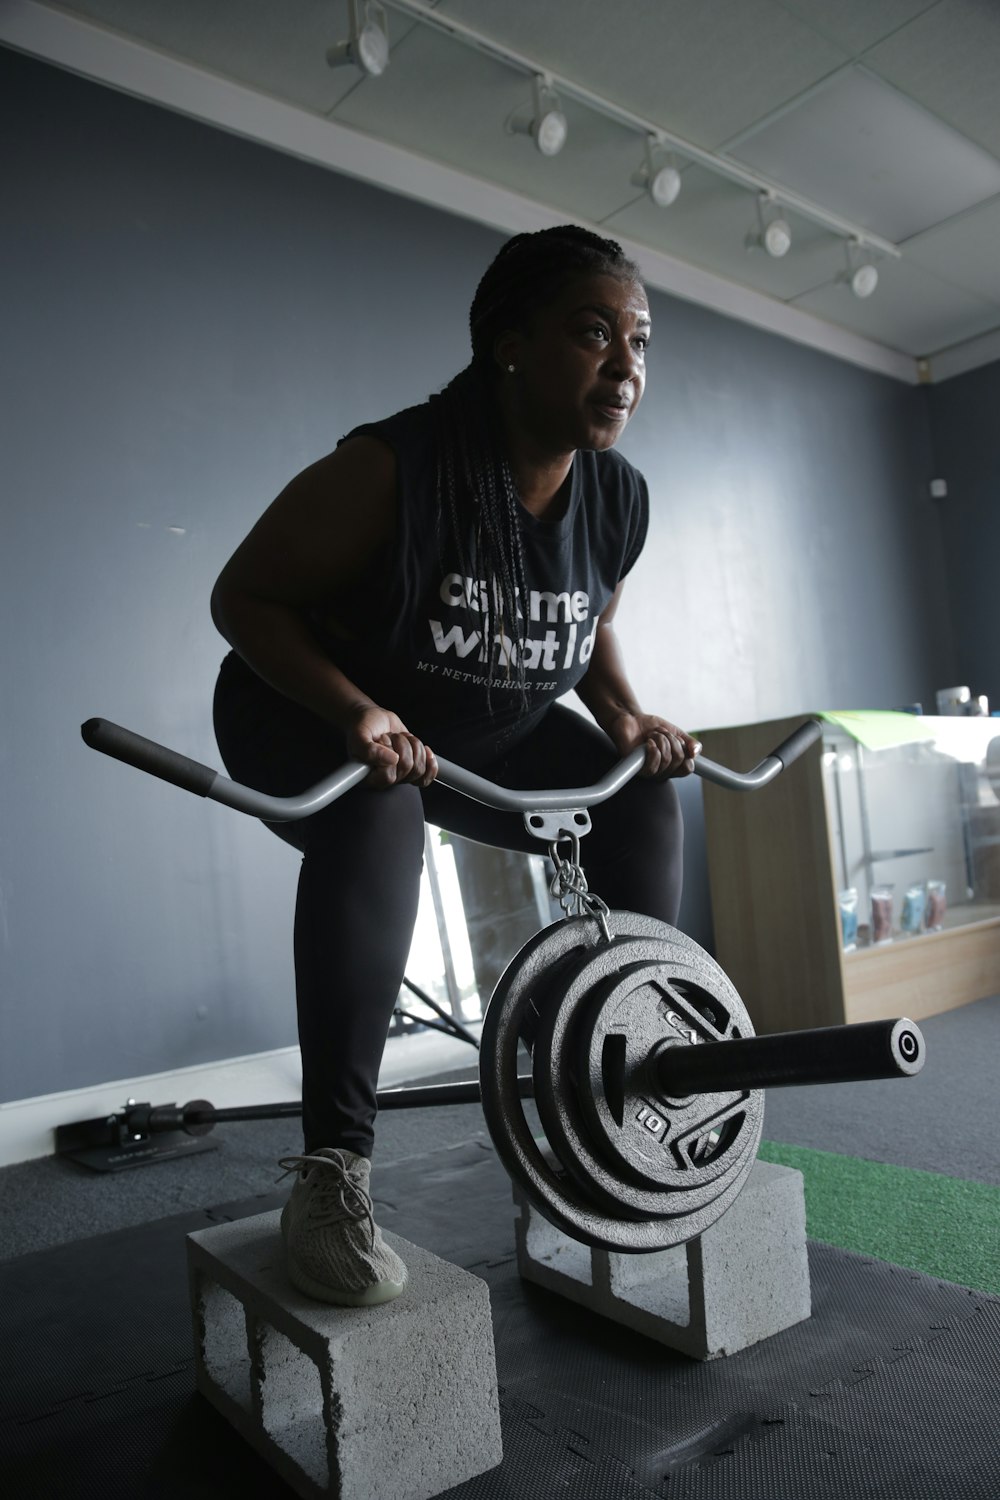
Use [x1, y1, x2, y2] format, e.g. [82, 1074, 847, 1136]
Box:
[212, 585, 375, 730]
[574, 622, 643, 732]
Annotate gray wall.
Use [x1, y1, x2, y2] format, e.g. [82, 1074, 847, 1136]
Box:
[1, 48, 958, 1103]
[925, 361, 1000, 713]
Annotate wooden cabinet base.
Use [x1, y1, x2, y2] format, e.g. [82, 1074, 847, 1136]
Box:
[843, 918, 1000, 1024]
[700, 716, 1000, 1034]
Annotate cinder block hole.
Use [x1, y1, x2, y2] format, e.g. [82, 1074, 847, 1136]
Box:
[257, 1321, 330, 1488]
[609, 1243, 691, 1327]
[198, 1277, 252, 1411]
[525, 1211, 593, 1286]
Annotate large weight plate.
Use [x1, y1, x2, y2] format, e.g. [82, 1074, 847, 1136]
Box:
[479, 912, 763, 1253]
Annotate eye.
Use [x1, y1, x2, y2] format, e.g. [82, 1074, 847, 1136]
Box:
[633, 333, 650, 353]
[586, 323, 611, 343]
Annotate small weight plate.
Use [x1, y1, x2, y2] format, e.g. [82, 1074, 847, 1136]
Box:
[574, 955, 761, 1192]
[531, 944, 762, 1220]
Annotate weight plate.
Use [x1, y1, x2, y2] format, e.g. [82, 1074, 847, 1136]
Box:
[479, 912, 763, 1253]
[575, 954, 761, 1191]
[531, 944, 761, 1218]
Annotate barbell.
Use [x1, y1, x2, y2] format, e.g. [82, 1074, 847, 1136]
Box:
[482, 911, 922, 1252]
[78, 714, 926, 1252]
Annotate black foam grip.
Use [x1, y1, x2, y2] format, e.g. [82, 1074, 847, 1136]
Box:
[772, 718, 823, 770]
[81, 718, 217, 797]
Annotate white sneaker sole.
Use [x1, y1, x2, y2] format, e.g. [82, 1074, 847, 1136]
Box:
[285, 1258, 408, 1307]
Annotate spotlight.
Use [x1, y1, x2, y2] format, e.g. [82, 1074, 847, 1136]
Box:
[505, 75, 568, 158]
[631, 136, 682, 208]
[838, 239, 880, 299]
[327, 0, 390, 78]
[745, 192, 792, 258]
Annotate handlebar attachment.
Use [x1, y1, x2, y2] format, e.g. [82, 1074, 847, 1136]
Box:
[81, 715, 824, 819]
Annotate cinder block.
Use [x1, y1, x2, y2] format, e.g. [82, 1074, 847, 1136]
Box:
[187, 1212, 503, 1500]
[515, 1159, 810, 1360]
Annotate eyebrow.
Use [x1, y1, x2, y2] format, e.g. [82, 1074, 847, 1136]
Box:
[572, 302, 652, 327]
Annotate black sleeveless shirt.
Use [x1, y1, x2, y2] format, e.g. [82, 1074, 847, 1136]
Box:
[310, 400, 649, 766]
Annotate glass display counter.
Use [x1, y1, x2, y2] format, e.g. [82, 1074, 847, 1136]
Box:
[699, 713, 1000, 1034]
[820, 713, 1000, 950]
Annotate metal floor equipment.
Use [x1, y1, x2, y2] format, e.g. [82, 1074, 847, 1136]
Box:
[1, 1137, 997, 1500]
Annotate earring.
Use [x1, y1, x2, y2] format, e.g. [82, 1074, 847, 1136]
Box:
[506, 364, 516, 374]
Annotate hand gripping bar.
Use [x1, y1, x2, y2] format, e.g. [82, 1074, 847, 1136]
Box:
[81, 715, 823, 818]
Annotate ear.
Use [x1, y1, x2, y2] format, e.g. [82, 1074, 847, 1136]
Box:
[493, 329, 525, 375]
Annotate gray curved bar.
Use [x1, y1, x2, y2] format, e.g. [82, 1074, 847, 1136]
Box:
[81, 715, 823, 819]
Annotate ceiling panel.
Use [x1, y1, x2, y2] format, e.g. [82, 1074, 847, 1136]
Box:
[903, 194, 1000, 304]
[729, 65, 1000, 242]
[602, 167, 845, 302]
[45, 0, 428, 112]
[331, 23, 650, 226]
[791, 251, 1000, 355]
[437, 0, 848, 149]
[864, 0, 1000, 156]
[13, 0, 1000, 369]
[775, 0, 942, 57]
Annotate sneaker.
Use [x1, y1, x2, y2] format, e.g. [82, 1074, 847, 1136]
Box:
[278, 1148, 408, 1307]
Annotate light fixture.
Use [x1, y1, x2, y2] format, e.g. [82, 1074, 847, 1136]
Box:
[745, 192, 792, 258]
[631, 135, 682, 208]
[838, 239, 880, 299]
[327, 0, 390, 78]
[505, 75, 568, 157]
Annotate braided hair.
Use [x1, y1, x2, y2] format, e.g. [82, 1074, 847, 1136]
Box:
[430, 225, 642, 712]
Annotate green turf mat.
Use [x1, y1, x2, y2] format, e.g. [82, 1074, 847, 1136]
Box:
[758, 1139, 1000, 1295]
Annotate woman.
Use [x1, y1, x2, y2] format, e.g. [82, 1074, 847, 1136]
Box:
[211, 224, 700, 1307]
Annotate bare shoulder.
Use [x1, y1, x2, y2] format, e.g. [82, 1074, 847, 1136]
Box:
[215, 435, 398, 606]
[280, 434, 397, 539]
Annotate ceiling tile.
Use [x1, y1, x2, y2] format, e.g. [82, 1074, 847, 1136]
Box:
[775, 0, 942, 57]
[437, 0, 847, 148]
[333, 24, 646, 224]
[904, 194, 1000, 304]
[791, 253, 1000, 355]
[44, 0, 418, 112]
[22, 0, 1000, 366]
[864, 0, 1000, 156]
[602, 167, 846, 302]
[729, 64, 1000, 241]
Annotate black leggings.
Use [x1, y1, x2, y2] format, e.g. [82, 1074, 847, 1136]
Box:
[213, 653, 685, 1156]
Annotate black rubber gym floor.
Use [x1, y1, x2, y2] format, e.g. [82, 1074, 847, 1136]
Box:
[1, 1138, 997, 1499]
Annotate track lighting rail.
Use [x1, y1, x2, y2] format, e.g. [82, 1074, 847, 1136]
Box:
[382, 0, 901, 261]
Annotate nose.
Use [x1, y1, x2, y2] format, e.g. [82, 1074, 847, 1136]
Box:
[605, 333, 643, 383]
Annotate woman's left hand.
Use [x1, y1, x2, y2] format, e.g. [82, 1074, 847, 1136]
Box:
[607, 712, 702, 779]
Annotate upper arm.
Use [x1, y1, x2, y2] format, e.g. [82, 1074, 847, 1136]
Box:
[213, 435, 397, 611]
[597, 579, 625, 626]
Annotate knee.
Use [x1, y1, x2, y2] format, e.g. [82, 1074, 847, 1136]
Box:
[301, 783, 427, 870]
[592, 774, 683, 861]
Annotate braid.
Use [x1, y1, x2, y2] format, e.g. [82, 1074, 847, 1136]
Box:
[432, 224, 642, 716]
[431, 367, 528, 709]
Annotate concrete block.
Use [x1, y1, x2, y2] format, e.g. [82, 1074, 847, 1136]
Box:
[515, 1159, 810, 1360]
[187, 1211, 503, 1500]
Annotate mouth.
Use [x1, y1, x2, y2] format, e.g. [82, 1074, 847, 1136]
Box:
[591, 395, 631, 422]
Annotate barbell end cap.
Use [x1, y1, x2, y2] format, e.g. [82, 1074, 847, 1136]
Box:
[890, 1017, 925, 1077]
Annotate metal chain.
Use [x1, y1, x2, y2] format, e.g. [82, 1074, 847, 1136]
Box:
[547, 830, 613, 943]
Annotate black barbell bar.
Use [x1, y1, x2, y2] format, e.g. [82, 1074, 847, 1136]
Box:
[127, 1076, 535, 1139]
[130, 1019, 923, 1139]
[652, 1016, 924, 1099]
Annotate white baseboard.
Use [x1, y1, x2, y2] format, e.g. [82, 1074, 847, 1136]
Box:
[0, 1026, 482, 1168]
[0, 1047, 303, 1169]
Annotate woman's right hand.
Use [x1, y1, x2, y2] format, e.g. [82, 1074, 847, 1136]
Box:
[345, 705, 438, 790]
